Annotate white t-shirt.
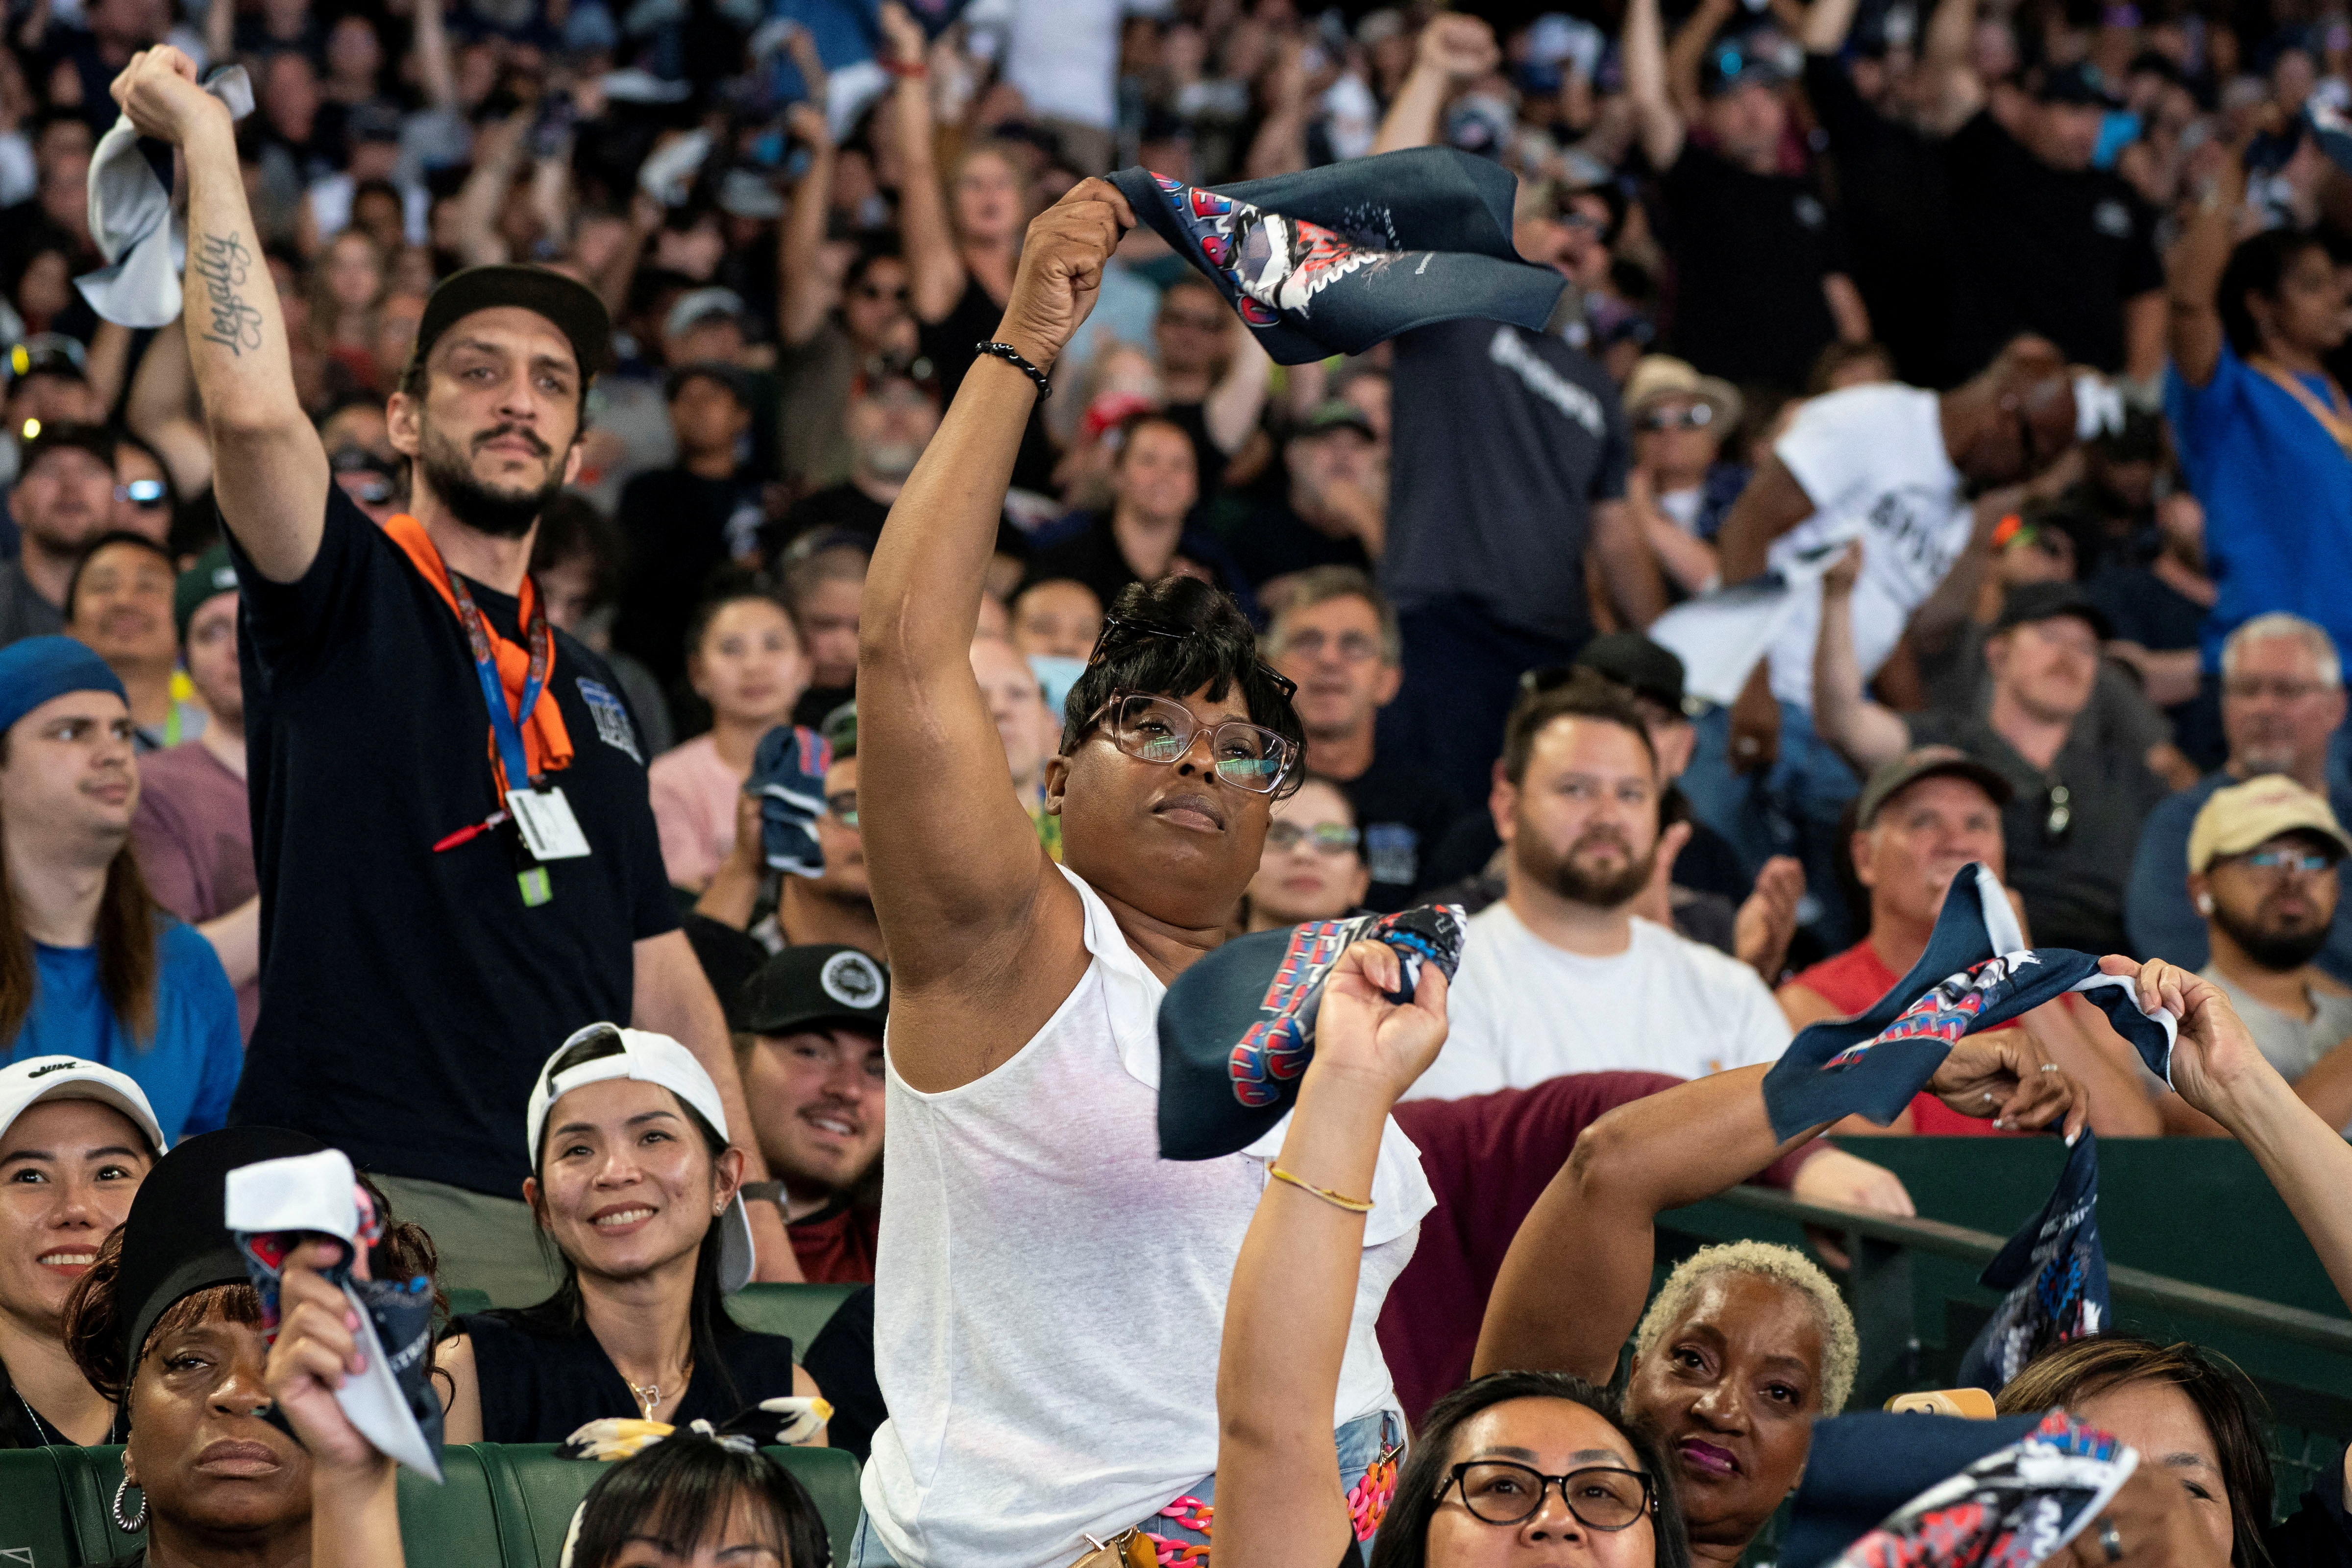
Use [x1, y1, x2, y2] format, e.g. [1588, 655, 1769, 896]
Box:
[1761, 383, 1971, 709]
[1004, 0, 1169, 129]
[861, 866, 1433, 1567]
[1403, 903, 1792, 1101]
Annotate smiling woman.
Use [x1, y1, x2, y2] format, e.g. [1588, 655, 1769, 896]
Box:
[432, 1024, 825, 1445]
[0, 1056, 163, 1449]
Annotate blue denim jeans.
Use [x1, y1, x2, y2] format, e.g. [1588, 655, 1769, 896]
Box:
[1680, 698, 1862, 953]
[848, 1408, 1403, 1567]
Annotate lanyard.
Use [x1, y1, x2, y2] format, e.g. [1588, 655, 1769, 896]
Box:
[445, 566, 552, 795]
[2250, 355, 2352, 460]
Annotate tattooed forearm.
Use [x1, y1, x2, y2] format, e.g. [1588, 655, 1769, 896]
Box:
[192, 230, 264, 357]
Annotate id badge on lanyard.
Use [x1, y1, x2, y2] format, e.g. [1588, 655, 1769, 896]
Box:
[448, 572, 589, 906]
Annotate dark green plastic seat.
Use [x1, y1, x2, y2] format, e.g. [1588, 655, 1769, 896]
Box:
[11, 1443, 859, 1568]
[723, 1283, 860, 1356]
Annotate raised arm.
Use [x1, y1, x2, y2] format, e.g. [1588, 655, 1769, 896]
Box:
[1802, 0, 1864, 55]
[1813, 542, 1911, 771]
[885, 4, 963, 326]
[1215, 944, 1448, 1568]
[1666, 0, 1737, 122]
[113, 47, 328, 584]
[1623, 0, 1688, 170]
[1243, 39, 1314, 180]
[263, 1243, 405, 1568]
[2167, 132, 2250, 390]
[1473, 1033, 2081, 1381]
[124, 319, 214, 496]
[1371, 15, 1498, 154]
[2114, 957, 2352, 1313]
[856, 181, 1130, 1091]
[1917, 0, 1985, 133]
[777, 102, 838, 348]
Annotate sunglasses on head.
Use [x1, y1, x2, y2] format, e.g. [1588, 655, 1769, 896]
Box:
[1084, 612, 1299, 703]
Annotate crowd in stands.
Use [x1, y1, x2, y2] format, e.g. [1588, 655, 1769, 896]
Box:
[0, 0, 2351, 1561]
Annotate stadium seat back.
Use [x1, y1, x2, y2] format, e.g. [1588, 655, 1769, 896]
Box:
[0, 1448, 81, 1568]
[723, 1283, 860, 1354]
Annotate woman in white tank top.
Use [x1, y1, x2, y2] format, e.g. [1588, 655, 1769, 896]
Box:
[852, 180, 1432, 1568]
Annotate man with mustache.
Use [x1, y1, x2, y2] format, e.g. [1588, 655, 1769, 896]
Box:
[0, 424, 115, 651]
[2186, 777, 2352, 1136]
[103, 43, 800, 1299]
[1402, 670, 1793, 1102]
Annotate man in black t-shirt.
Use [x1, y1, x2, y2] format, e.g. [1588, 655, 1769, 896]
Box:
[115, 44, 800, 1301]
[1217, 401, 1382, 593]
[1624, 0, 1870, 392]
[1265, 569, 1460, 911]
[760, 360, 940, 560]
[1941, 64, 2165, 379]
[1371, 15, 1665, 805]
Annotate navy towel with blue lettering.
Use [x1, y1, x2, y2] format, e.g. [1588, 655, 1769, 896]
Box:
[1762, 865, 2175, 1142]
[1108, 148, 1568, 365]
[1955, 1129, 2110, 1392]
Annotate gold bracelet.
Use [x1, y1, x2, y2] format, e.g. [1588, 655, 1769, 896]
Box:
[1268, 1165, 1374, 1214]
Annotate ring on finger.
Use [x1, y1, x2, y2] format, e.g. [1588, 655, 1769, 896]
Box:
[2039, 1062, 2060, 1073]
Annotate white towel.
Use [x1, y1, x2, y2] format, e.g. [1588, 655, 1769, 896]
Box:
[75, 66, 253, 329]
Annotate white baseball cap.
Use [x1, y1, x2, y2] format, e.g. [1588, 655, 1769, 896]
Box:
[0, 1056, 167, 1155]
[524, 1025, 754, 1293]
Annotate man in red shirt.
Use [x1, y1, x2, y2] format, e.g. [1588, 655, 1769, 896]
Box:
[1777, 746, 2161, 1134]
[734, 943, 888, 1282]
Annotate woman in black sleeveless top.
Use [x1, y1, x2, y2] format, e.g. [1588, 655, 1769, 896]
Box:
[435, 1025, 823, 1445]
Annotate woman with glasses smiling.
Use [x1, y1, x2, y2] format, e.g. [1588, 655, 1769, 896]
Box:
[1212, 939, 1690, 1568]
[1243, 776, 1371, 932]
[853, 181, 1437, 1566]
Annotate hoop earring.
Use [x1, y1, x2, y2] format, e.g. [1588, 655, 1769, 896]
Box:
[113, 1471, 147, 1534]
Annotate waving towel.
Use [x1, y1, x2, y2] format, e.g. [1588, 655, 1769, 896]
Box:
[1108, 147, 1568, 365]
[1956, 1129, 2110, 1392]
[77, 67, 254, 328]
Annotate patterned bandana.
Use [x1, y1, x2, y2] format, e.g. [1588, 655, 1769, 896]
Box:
[1108, 147, 1568, 365]
[1763, 865, 2175, 1142]
[1956, 1130, 2109, 1392]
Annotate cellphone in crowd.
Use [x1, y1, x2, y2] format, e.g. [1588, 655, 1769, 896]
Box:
[530, 92, 576, 160]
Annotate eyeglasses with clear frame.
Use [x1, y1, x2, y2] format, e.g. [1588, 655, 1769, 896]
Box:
[1437, 1462, 1657, 1529]
[1265, 820, 1360, 855]
[1079, 691, 1298, 795]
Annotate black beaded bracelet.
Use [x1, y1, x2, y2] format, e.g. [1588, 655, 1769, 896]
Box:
[974, 340, 1053, 400]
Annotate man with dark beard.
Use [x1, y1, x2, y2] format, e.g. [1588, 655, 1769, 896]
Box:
[104, 42, 802, 1298]
[2188, 777, 2352, 1134]
[1402, 671, 1791, 1101]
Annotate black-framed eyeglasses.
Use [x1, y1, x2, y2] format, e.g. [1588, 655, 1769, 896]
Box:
[825, 791, 859, 828]
[1079, 691, 1298, 794]
[1438, 1463, 1656, 1529]
[1083, 612, 1300, 704]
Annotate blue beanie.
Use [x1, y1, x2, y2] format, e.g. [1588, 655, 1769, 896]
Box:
[0, 636, 128, 735]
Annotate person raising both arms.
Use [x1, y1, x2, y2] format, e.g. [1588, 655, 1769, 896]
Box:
[854, 180, 1434, 1566]
[101, 44, 799, 1300]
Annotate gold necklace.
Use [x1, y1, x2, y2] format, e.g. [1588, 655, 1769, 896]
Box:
[626, 1379, 662, 1421]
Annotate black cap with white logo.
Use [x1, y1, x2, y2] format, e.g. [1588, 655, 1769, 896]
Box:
[737, 945, 890, 1038]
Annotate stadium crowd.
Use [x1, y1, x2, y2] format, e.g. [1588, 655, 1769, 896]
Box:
[0, 0, 2351, 1561]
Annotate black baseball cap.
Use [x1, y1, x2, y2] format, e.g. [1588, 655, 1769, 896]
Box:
[2038, 62, 2120, 106]
[5, 334, 86, 389]
[737, 945, 890, 1038]
[664, 359, 753, 404]
[19, 420, 115, 479]
[1855, 744, 2013, 827]
[1991, 580, 2113, 640]
[409, 264, 612, 383]
[1573, 632, 1689, 714]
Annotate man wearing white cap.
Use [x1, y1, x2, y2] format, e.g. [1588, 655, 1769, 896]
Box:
[0, 1055, 165, 1447]
[2187, 778, 2352, 1136]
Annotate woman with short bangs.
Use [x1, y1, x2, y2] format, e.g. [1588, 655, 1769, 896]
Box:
[61, 1126, 435, 1568]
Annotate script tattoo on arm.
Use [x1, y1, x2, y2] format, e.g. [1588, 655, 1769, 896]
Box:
[192, 230, 264, 357]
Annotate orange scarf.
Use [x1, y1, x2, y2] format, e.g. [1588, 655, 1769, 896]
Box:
[384, 513, 574, 783]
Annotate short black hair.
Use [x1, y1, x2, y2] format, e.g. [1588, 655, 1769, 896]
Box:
[2220, 226, 2331, 359]
[1109, 409, 1196, 467]
[1058, 576, 1306, 796]
[65, 531, 178, 625]
[529, 492, 622, 604]
[684, 568, 796, 666]
[1500, 668, 1656, 785]
[568, 1430, 829, 1568]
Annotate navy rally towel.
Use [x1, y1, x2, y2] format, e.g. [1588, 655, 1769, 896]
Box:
[1956, 1129, 2109, 1392]
[1763, 865, 2176, 1142]
[751, 724, 831, 879]
[1108, 148, 1567, 366]
[1785, 1410, 2137, 1568]
[1158, 904, 1468, 1161]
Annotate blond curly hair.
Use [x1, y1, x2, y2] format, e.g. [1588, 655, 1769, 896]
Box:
[1631, 1240, 1859, 1416]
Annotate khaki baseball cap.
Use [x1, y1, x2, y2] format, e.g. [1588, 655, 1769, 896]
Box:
[2186, 776, 2352, 873]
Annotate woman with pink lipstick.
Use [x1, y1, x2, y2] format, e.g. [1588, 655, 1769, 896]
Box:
[0, 1055, 163, 1447]
[60, 1126, 436, 1568]
[434, 1024, 825, 1445]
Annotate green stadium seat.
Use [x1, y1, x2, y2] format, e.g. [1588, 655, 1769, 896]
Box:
[724, 1283, 860, 1355]
[444, 1286, 495, 1318]
[4, 1443, 860, 1568]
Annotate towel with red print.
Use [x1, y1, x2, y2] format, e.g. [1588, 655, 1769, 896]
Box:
[1814, 1411, 2136, 1568]
[1157, 904, 1468, 1160]
[1107, 147, 1568, 365]
[1763, 864, 2176, 1143]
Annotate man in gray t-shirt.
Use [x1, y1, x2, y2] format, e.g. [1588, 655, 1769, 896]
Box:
[2186, 776, 2352, 1135]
